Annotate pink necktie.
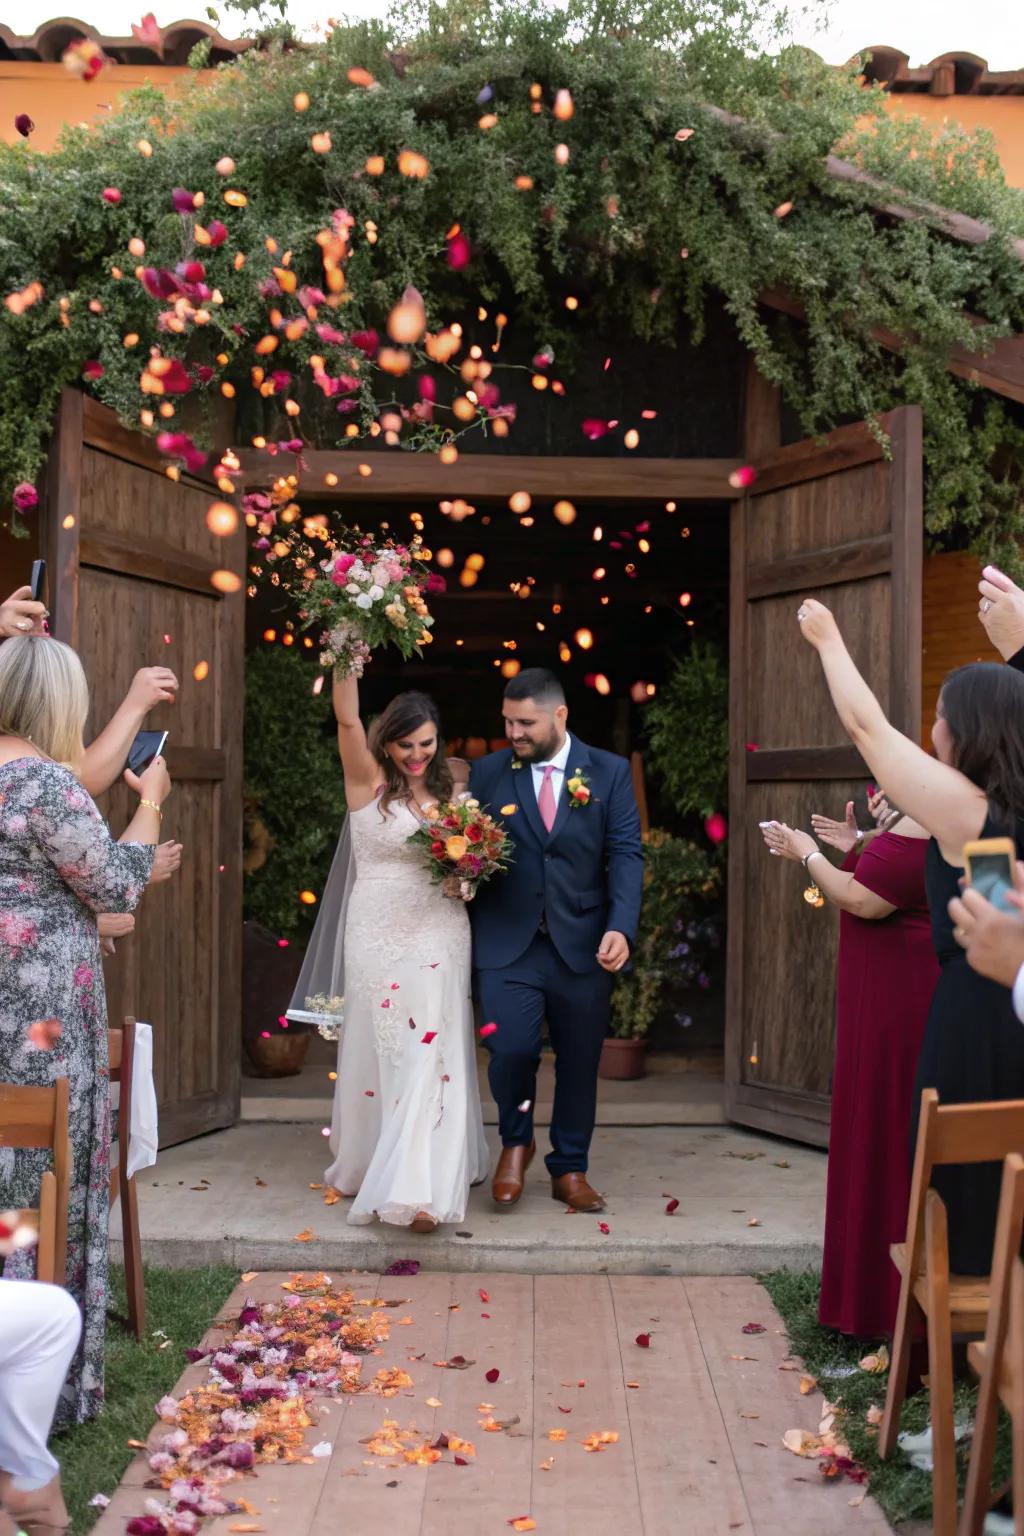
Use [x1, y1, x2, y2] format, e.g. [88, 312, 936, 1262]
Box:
[538, 764, 557, 833]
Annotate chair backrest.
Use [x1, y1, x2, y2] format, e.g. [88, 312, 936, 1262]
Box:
[107, 1018, 136, 1207]
[903, 1091, 1024, 1275]
[0, 1077, 70, 1151]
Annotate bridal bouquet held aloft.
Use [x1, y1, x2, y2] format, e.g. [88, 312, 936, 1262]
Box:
[279, 527, 439, 676]
[408, 797, 513, 902]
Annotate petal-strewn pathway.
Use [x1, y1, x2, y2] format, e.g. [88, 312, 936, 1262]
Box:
[92, 1271, 891, 1536]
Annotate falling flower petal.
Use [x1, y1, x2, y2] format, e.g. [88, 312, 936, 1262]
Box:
[131, 12, 164, 54]
[635, 1333, 651, 1348]
[742, 1322, 766, 1335]
[598, 1222, 610, 1235]
[665, 1197, 680, 1215]
[421, 1031, 438, 1044]
[485, 1367, 500, 1383]
[14, 113, 34, 137]
[729, 464, 757, 489]
[27, 1018, 62, 1050]
[479, 1022, 498, 1039]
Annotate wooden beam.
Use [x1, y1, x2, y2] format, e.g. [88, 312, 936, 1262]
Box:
[760, 288, 1024, 408]
[80, 530, 222, 597]
[748, 414, 889, 496]
[746, 745, 868, 781]
[746, 534, 892, 599]
[233, 450, 743, 502]
[81, 395, 216, 489]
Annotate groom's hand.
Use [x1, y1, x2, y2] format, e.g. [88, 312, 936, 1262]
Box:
[597, 931, 629, 972]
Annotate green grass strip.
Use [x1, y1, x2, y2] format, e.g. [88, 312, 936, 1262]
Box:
[761, 1268, 1014, 1527]
[53, 1264, 238, 1534]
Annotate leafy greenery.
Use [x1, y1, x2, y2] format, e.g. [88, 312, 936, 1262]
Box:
[0, 2, 1022, 556]
[762, 1267, 1013, 1527]
[243, 645, 345, 940]
[644, 643, 729, 820]
[610, 827, 722, 1038]
[57, 1263, 238, 1534]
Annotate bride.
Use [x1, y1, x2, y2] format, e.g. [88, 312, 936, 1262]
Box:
[287, 670, 488, 1232]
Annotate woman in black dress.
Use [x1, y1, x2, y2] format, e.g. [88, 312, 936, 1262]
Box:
[797, 598, 1024, 1275]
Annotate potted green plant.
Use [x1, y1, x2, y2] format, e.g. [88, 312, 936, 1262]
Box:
[243, 646, 346, 1076]
[602, 830, 723, 1080]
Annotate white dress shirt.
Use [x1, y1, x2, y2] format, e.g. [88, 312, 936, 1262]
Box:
[530, 732, 573, 812]
[1013, 962, 1024, 1023]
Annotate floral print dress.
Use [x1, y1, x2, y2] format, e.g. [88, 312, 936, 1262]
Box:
[0, 757, 153, 1426]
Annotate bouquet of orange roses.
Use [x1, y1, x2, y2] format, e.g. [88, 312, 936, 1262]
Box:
[408, 794, 513, 901]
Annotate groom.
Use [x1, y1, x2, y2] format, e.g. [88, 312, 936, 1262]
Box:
[469, 668, 643, 1213]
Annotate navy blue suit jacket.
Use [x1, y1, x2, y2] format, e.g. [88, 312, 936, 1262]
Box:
[468, 737, 644, 975]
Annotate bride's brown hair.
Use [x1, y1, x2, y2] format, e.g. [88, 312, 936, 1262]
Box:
[367, 690, 454, 815]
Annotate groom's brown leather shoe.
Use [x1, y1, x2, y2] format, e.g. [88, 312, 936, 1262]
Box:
[492, 1141, 535, 1207]
[551, 1172, 606, 1213]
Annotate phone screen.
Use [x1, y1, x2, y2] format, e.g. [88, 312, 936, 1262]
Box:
[127, 730, 168, 776]
[968, 851, 1017, 913]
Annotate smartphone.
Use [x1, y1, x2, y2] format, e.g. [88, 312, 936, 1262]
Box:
[963, 837, 1018, 913]
[30, 559, 46, 604]
[127, 729, 168, 776]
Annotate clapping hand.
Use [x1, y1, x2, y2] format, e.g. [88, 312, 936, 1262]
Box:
[149, 840, 183, 884]
[868, 787, 899, 831]
[978, 566, 1024, 661]
[760, 821, 818, 864]
[810, 802, 860, 854]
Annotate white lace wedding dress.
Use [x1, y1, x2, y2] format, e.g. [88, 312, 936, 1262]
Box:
[325, 794, 489, 1226]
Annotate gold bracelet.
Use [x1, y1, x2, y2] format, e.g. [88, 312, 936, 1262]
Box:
[140, 799, 163, 819]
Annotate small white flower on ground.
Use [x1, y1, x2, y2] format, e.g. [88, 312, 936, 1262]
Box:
[312, 1440, 332, 1457]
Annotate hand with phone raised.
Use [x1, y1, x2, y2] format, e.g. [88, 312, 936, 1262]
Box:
[0, 585, 47, 638]
[123, 754, 172, 809]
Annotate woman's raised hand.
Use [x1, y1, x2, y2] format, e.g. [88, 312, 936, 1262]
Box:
[796, 598, 841, 650]
[868, 787, 900, 831]
[760, 820, 818, 864]
[978, 565, 1024, 661]
[810, 801, 860, 854]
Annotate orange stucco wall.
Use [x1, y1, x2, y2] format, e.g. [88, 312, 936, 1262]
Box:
[2, 58, 1022, 187]
[0, 61, 211, 151]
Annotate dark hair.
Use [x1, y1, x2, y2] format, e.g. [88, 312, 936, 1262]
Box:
[367, 690, 453, 814]
[503, 667, 565, 709]
[939, 663, 1024, 835]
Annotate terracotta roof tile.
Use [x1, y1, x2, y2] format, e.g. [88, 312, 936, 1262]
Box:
[0, 16, 251, 66]
[851, 45, 1024, 96]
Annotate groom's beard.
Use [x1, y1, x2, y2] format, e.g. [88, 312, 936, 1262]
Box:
[512, 729, 562, 764]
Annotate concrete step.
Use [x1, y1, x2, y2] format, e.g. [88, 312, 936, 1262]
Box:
[113, 1121, 824, 1277]
[240, 1053, 728, 1127]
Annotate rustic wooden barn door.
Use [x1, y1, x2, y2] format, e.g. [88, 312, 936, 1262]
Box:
[725, 406, 923, 1146]
[45, 390, 244, 1146]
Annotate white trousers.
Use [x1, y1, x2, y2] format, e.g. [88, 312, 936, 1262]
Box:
[0, 1280, 82, 1490]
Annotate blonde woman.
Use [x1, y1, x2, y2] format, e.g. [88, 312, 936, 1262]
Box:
[0, 636, 169, 1427]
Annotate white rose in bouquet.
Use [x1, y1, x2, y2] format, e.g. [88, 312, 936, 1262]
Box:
[367, 584, 385, 601]
[355, 592, 373, 610]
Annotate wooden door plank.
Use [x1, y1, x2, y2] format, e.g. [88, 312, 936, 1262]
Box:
[530, 1274, 643, 1536]
[725, 496, 749, 1128]
[45, 388, 83, 646]
[419, 1274, 535, 1536]
[684, 1278, 892, 1534]
[233, 449, 744, 503]
[306, 1271, 454, 1536]
[746, 535, 893, 600]
[888, 406, 924, 739]
[609, 1275, 753, 1533]
[745, 746, 868, 781]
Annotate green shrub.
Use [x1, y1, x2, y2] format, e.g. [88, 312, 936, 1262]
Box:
[610, 829, 723, 1039]
[243, 646, 345, 941]
[644, 643, 729, 820]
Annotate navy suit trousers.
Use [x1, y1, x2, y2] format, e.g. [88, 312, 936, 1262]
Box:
[475, 933, 612, 1176]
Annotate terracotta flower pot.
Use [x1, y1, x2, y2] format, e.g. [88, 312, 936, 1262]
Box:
[598, 1036, 647, 1081]
[244, 1031, 311, 1079]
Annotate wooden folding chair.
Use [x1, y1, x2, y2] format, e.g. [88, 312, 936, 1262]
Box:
[0, 1078, 70, 1285]
[880, 1091, 1024, 1536]
[960, 1155, 1024, 1535]
[108, 1018, 145, 1339]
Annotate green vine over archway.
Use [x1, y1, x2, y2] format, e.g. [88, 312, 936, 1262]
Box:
[1, 0, 1023, 557]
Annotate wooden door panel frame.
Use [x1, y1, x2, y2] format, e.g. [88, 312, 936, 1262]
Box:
[725, 404, 923, 1143]
[45, 389, 243, 1147]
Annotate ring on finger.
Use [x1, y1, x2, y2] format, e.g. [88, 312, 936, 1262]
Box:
[981, 598, 993, 614]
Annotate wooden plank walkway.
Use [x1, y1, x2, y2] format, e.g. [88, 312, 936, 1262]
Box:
[92, 1273, 893, 1536]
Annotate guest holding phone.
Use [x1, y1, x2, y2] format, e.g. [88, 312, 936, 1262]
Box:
[761, 800, 936, 1336]
[798, 599, 1024, 1274]
[0, 635, 170, 1425]
[0, 585, 46, 639]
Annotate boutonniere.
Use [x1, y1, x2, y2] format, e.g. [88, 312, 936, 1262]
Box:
[566, 768, 593, 808]
[511, 757, 523, 771]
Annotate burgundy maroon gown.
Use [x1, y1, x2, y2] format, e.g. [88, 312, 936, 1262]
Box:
[819, 831, 938, 1338]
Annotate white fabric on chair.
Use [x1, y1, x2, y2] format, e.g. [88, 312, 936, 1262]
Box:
[0, 1279, 82, 1490]
[126, 1022, 158, 1179]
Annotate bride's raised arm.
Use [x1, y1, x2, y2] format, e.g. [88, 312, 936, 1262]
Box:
[797, 598, 987, 865]
[332, 670, 380, 807]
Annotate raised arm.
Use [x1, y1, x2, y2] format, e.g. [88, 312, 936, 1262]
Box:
[978, 567, 1024, 668]
[78, 666, 178, 797]
[332, 670, 379, 808]
[797, 599, 987, 863]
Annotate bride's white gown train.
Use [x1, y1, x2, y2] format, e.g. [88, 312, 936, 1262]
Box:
[325, 795, 489, 1226]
